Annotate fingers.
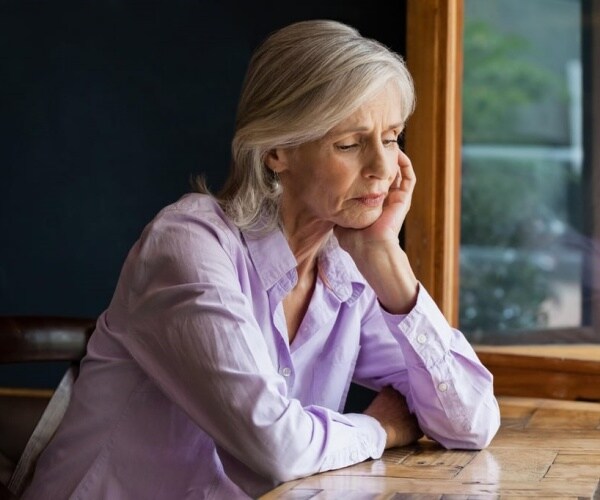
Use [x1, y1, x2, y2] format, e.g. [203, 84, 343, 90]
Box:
[388, 150, 415, 209]
[397, 150, 416, 188]
[385, 151, 414, 202]
[391, 168, 402, 190]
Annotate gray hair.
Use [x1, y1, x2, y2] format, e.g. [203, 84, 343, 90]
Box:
[200, 19, 415, 233]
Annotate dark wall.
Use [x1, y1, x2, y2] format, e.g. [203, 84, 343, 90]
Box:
[0, 0, 406, 389]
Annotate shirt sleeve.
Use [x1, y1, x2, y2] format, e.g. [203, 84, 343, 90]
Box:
[121, 209, 386, 490]
[352, 285, 500, 450]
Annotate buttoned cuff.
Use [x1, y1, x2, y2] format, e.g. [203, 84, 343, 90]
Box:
[379, 285, 454, 368]
[319, 413, 386, 472]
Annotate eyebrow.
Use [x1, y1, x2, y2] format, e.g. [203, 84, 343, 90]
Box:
[330, 122, 404, 136]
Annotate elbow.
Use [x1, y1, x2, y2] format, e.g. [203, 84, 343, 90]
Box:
[217, 440, 308, 496]
[235, 405, 326, 485]
[259, 454, 308, 484]
[447, 405, 501, 450]
[428, 400, 501, 451]
[474, 397, 502, 449]
[267, 465, 302, 484]
[453, 388, 502, 450]
[456, 417, 499, 450]
[265, 443, 320, 483]
[433, 422, 498, 451]
[478, 410, 501, 448]
[243, 437, 313, 484]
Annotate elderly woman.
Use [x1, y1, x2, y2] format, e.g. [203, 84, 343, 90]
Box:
[24, 20, 499, 499]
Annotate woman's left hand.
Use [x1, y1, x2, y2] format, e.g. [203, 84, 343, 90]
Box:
[335, 149, 416, 253]
[334, 150, 419, 315]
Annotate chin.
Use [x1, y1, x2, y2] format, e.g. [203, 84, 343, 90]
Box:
[339, 212, 381, 229]
[332, 205, 383, 229]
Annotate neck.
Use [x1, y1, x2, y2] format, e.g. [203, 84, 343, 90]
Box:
[279, 204, 333, 282]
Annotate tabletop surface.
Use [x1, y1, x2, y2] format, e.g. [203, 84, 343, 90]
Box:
[261, 396, 600, 499]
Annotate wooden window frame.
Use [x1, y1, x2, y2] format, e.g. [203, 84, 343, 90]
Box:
[404, 0, 600, 399]
[404, 0, 600, 341]
[404, 0, 463, 326]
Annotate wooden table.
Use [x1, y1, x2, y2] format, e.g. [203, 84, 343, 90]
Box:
[262, 397, 600, 499]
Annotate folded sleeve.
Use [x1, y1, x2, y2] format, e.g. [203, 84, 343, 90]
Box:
[352, 285, 500, 450]
[120, 209, 386, 491]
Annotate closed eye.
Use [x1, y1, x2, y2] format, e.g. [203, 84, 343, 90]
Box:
[336, 143, 359, 151]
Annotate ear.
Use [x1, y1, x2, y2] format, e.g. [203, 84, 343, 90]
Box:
[264, 148, 290, 174]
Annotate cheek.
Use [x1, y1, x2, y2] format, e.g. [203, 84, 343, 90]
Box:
[318, 173, 355, 208]
[291, 153, 357, 205]
[320, 160, 356, 189]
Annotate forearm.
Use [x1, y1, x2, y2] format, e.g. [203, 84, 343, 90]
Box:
[378, 289, 500, 449]
[350, 241, 418, 315]
[354, 285, 500, 451]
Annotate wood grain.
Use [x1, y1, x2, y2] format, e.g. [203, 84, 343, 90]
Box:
[261, 397, 600, 499]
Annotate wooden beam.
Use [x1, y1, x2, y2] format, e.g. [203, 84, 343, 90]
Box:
[404, 0, 463, 325]
[477, 344, 600, 401]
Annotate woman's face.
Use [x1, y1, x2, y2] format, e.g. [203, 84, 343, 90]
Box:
[272, 81, 404, 230]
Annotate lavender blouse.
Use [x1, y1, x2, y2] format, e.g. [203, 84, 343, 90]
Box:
[24, 194, 499, 499]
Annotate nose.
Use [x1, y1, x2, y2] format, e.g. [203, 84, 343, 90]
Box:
[362, 142, 395, 181]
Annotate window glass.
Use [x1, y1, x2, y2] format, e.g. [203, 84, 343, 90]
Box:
[460, 0, 590, 342]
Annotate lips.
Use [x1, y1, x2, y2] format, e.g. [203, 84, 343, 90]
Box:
[355, 193, 386, 206]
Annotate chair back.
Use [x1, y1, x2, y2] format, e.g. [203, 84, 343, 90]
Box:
[0, 317, 94, 498]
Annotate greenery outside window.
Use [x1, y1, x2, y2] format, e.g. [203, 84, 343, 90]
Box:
[459, 0, 599, 344]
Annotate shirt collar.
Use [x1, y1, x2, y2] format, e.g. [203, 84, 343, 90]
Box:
[242, 226, 366, 304]
[318, 235, 366, 304]
[242, 227, 298, 291]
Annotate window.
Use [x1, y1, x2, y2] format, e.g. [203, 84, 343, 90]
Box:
[460, 0, 599, 344]
[404, 0, 599, 345]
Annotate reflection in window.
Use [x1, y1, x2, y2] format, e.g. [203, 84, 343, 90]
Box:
[459, 0, 589, 341]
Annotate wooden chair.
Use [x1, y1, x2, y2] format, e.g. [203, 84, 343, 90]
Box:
[0, 317, 94, 499]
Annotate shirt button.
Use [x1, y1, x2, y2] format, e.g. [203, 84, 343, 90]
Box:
[438, 382, 449, 392]
[417, 334, 427, 344]
[281, 367, 292, 377]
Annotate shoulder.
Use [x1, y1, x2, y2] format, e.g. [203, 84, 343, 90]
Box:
[131, 193, 246, 275]
[125, 194, 246, 292]
[141, 193, 241, 251]
[161, 193, 237, 234]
